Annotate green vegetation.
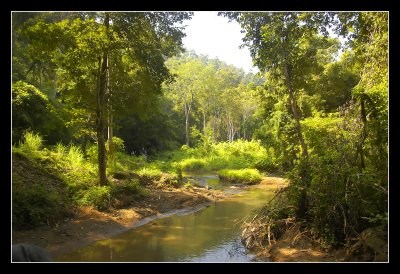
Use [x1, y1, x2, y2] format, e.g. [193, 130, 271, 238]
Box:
[218, 169, 263, 185]
[17, 131, 44, 154]
[12, 182, 69, 230]
[155, 140, 271, 172]
[12, 81, 69, 145]
[223, 11, 388, 247]
[12, 132, 149, 226]
[76, 186, 111, 211]
[179, 158, 208, 171]
[12, 132, 267, 228]
[12, 11, 387, 257]
[136, 167, 163, 180]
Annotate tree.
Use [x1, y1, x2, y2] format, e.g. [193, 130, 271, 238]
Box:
[221, 12, 339, 217]
[115, 95, 182, 155]
[12, 81, 69, 144]
[165, 57, 204, 147]
[312, 56, 359, 112]
[241, 12, 387, 244]
[237, 84, 259, 140]
[164, 52, 264, 145]
[18, 12, 192, 185]
[95, 13, 110, 185]
[334, 12, 388, 173]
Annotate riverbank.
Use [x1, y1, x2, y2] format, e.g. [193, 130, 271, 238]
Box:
[246, 178, 388, 262]
[12, 182, 227, 259]
[15, 173, 385, 262]
[253, 222, 388, 262]
[253, 222, 349, 262]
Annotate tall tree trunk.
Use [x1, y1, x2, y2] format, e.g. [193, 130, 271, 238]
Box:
[243, 116, 247, 140]
[231, 121, 234, 142]
[185, 114, 189, 146]
[107, 66, 114, 162]
[184, 91, 193, 147]
[226, 115, 230, 141]
[284, 63, 309, 219]
[96, 13, 109, 186]
[359, 96, 367, 170]
[227, 115, 235, 142]
[211, 115, 216, 141]
[108, 108, 114, 161]
[230, 120, 233, 142]
[284, 64, 308, 157]
[184, 94, 190, 147]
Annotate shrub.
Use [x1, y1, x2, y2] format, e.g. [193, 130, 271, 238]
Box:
[111, 179, 142, 196]
[18, 131, 43, 153]
[54, 142, 66, 159]
[158, 173, 180, 187]
[12, 81, 69, 145]
[137, 167, 162, 180]
[107, 160, 125, 174]
[156, 140, 273, 172]
[106, 136, 126, 154]
[180, 158, 208, 171]
[218, 168, 263, 184]
[67, 145, 84, 166]
[107, 152, 147, 175]
[86, 144, 98, 165]
[77, 186, 111, 211]
[12, 184, 67, 229]
[112, 136, 125, 152]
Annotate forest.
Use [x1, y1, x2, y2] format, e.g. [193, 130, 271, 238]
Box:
[12, 12, 387, 262]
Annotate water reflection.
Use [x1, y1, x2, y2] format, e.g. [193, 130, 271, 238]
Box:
[56, 181, 273, 262]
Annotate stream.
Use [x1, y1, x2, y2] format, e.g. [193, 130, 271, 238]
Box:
[56, 174, 274, 262]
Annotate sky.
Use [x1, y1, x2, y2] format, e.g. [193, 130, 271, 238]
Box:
[181, 12, 259, 73]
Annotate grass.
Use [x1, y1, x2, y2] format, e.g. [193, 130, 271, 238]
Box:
[154, 139, 271, 172]
[12, 182, 69, 229]
[111, 179, 142, 195]
[179, 158, 208, 171]
[12, 132, 152, 227]
[12, 132, 271, 228]
[217, 168, 264, 185]
[136, 167, 163, 180]
[75, 185, 111, 211]
[19, 131, 43, 151]
[106, 151, 147, 174]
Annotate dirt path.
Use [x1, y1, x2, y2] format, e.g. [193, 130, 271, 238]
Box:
[12, 184, 227, 259]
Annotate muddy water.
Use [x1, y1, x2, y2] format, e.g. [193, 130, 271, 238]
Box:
[56, 175, 274, 262]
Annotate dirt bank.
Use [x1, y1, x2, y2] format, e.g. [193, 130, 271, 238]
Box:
[256, 223, 388, 262]
[245, 177, 388, 262]
[12, 184, 227, 259]
[259, 223, 348, 262]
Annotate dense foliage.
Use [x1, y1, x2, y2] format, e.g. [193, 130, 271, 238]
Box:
[12, 11, 387, 250]
[221, 11, 388, 246]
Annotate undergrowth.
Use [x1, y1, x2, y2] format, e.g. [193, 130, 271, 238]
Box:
[12, 133, 272, 229]
[218, 168, 264, 184]
[13, 132, 158, 227]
